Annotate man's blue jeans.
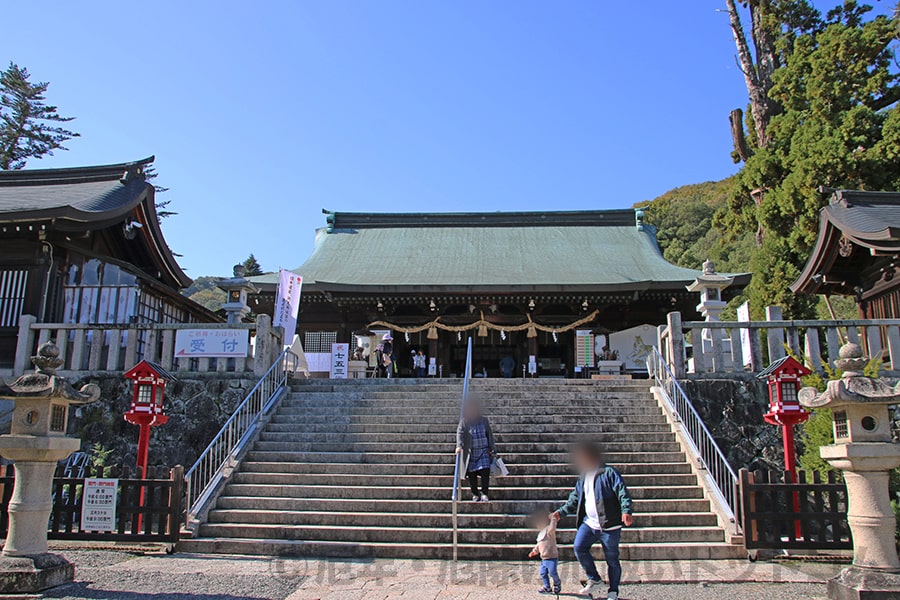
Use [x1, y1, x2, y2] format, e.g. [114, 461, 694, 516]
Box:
[573, 523, 622, 593]
[540, 558, 561, 589]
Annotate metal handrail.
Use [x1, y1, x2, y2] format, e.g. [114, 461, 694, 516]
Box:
[451, 337, 474, 561]
[184, 347, 298, 527]
[649, 346, 741, 530]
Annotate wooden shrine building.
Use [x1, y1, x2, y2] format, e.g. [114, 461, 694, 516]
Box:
[250, 209, 748, 377]
[792, 190, 900, 318]
[0, 157, 219, 368]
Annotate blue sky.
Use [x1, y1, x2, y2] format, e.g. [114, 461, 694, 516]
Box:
[1, 1, 860, 276]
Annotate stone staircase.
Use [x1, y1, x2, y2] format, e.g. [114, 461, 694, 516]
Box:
[178, 378, 743, 560]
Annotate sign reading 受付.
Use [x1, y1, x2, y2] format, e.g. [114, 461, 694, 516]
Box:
[174, 329, 249, 358]
[81, 478, 118, 532]
[274, 270, 303, 345]
[330, 343, 350, 379]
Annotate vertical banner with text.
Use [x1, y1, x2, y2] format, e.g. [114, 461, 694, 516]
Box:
[330, 343, 350, 379]
[274, 270, 303, 346]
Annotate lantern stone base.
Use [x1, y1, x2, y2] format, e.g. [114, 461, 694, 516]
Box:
[0, 553, 73, 593]
[828, 567, 900, 599]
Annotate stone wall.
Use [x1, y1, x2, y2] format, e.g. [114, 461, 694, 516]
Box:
[66, 374, 260, 469]
[681, 377, 784, 472]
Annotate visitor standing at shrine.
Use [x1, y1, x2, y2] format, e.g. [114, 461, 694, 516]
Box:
[455, 400, 496, 502]
[378, 334, 395, 378]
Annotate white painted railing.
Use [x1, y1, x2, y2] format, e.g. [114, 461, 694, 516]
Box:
[13, 314, 282, 377]
[657, 308, 900, 377]
[451, 337, 473, 562]
[184, 347, 299, 531]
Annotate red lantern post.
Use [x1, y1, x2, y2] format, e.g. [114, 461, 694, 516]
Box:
[759, 356, 812, 473]
[123, 361, 173, 476]
[758, 356, 811, 540]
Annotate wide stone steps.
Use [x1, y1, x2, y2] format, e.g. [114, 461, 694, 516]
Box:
[212, 497, 714, 515]
[243, 450, 688, 464]
[265, 422, 675, 434]
[237, 460, 694, 476]
[196, 523, 726, 545]
[228, 472, 697, 488]
[181, 378, 743, 560]
[205, 509, 718, 529]
[218, 484, 704, 501]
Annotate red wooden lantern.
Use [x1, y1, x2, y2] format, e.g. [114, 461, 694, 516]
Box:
[123, 361, 174, 475]
[758, 356, 812, 473]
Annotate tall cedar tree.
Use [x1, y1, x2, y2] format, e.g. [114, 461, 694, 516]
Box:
[0, 63, 78, 170]
[721, 1, 900, 318]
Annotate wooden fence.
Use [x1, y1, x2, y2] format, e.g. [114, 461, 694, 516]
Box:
[739, 469, 851, 552]
[657, 307, 900, 378]
[12, 315, 282, 377]
[0, 464, 184, 544]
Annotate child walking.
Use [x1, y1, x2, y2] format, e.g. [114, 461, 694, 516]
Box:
[553, 440, 633, 600]
[528, 509, 561, 594]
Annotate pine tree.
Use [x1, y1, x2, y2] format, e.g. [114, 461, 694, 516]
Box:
[241, 254, 264, 276]
[0, 63, 78, 170]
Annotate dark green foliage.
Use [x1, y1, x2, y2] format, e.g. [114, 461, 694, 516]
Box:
[724, 2, 900, 317]
[241, 254, 264, 276]
[0, 62, 78, 170]
[636, 178, 755, 274]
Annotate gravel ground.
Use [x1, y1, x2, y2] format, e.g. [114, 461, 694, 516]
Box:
[44, 550, 305, 600]
[33, 549, 837, 600]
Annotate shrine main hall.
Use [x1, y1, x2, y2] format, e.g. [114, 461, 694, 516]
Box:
[250, 208, 747, 377]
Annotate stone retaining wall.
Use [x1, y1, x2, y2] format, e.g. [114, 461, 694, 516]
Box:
[680, 378, 784, 472]
[66, 374, 259, 469]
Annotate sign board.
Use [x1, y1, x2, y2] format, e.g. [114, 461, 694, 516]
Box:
[737, 301, 752, 368]
[528, 355, 537, 375]
[81, 478, 118, 532]
[609, 324, 658, 372]
[175, 329, 249, 358]
[575, 329, 595, 368]
[274, 270, 303, 346]
[428, 357, 437, 376]
[330, 343, 350, 379]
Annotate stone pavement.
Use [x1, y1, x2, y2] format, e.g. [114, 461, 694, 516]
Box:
[32, 548, 845, 600]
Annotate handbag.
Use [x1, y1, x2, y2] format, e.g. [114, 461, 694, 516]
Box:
[490, 456, 509, 477]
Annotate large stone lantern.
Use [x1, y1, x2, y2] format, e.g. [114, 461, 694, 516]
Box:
[799, 342, 900, 599]
[217, 264, 259, 324]
[686, 259, 733, 360]
[0, 342, 99, 593]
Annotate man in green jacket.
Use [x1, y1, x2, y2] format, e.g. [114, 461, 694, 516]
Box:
[553, 440, 633, 600]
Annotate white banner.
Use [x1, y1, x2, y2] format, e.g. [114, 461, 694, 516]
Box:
[737, 301, 752, 368]
[81, 478, 118, 532]
[330, 343, 350, 379]
[274, 270, 303, 345]
[175, 329, 249, 358]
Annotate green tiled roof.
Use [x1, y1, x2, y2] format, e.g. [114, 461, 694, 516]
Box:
[252, 209, 714, 293]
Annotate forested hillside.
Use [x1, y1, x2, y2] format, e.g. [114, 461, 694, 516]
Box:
[635, 178, 755, 275]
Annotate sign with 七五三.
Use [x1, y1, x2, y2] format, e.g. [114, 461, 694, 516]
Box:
[174, 329, 249, 358]
[81, 478, 118, 532]
[330, 343, 350, 379]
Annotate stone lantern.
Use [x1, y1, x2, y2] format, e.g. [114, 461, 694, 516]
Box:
[0, 342, 99, 593]
[686, 260, 734, 360]
[217, 264, 259, 324]
[799, 342, 900, 599]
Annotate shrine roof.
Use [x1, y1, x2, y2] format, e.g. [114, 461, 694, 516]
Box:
[792, 190, 900, 295]
[252, 209, 749, 293]
[0, 157, 192, 289]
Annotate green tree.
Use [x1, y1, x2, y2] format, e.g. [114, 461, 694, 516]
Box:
[0, 62, 78, 170]
[722, 2, 900, 318]
[241, 254, 264, 276]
